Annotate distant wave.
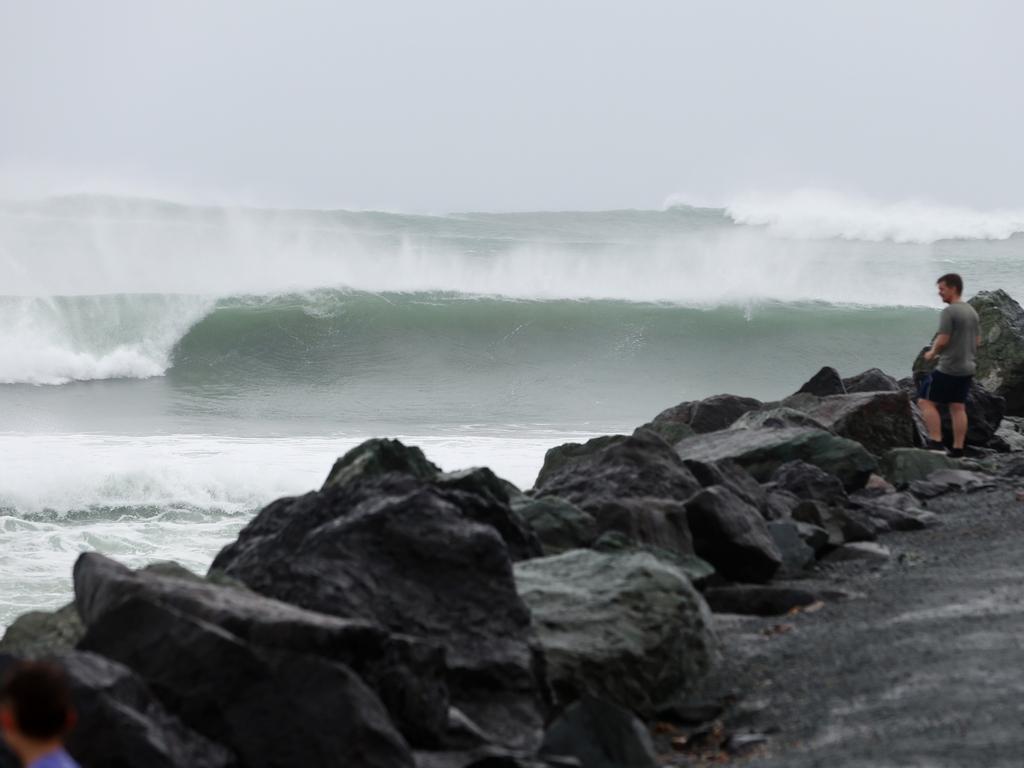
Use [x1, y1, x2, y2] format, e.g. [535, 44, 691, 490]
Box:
[0, 290, 942, 387]
[721, 189, 1024, 244]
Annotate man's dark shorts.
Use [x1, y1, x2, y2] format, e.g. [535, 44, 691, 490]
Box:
[919, 370, 972, 404]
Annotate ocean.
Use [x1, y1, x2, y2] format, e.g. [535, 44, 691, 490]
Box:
[1, 193, 1022, 628]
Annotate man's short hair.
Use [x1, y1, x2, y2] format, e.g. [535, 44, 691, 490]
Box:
[0, 661, 73, 740]
[937, 273, 964, 294]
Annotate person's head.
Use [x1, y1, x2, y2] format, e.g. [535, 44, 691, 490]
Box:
[937, 273, 963, 303]
[0, 661, 76, 760]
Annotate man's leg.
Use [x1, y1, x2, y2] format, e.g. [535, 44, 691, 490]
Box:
[950, 402, 968, 449]
[918, 398, 943, 443]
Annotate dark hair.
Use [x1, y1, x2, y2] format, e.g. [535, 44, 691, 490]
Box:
[937, 273, 963, 294]
[0, 661, 73, 740]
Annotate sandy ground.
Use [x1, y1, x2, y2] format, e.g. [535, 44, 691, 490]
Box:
[657, 473, 1024, 767]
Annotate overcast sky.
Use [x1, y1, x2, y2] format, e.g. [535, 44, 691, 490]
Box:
[1, 1, 1021, 212]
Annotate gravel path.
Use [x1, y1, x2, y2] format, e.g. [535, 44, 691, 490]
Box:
[659, 478, 1024, 767]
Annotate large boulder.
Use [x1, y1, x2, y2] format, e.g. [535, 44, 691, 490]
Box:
[842, 368, 901, 393]
[540, 696, 659, 768]
[639, 394, 763, 440]
[877, 448, 961, 488]
[535, 435, 628, 488]
[75, 553, 447, 748]
[210, 454, 548, 751]
[683, 487, 782, 583]
[533, 430, 702, 560]
[514, 550, 718, 716]
[675, 427, 878, 491]
[770, 460, 848, 506]
[323, 437, 440, 489]
[511, 496, 598, 555]
[0, 652, 236, 768]
[972, 289, 1024, 416]
[730, 407, 831, 432]
[0, 603, 83, 657]
[795, 366, 846, 397]
[682, 457, 767, 515]
[781, 391, 918, 456]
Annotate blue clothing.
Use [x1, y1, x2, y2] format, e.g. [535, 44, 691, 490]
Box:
[28, 749, 80, 768]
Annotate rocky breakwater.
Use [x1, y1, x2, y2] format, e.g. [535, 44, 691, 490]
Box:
[3, 291, 1024, 768]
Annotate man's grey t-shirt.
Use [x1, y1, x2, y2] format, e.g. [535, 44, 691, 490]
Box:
[936, 301, 980, 377]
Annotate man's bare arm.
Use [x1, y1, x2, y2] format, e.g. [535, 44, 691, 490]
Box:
[924, 333, 951, 361]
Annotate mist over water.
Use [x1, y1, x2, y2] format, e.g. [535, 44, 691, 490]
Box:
[1, 191, 1022, 627]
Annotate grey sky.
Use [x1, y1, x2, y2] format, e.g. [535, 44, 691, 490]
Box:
[1, 0, 1021, 211]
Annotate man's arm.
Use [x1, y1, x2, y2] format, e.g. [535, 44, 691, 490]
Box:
[924, 333, 950, 361]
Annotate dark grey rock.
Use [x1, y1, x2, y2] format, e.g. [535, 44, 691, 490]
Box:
[0, 603, 83, 657]
[533, 430, 702, 561]
[878, 448, 961, 487]
[782, 391, 918, 456]
[683, 457, 768, 514]
[75, 552, 447, 748]
[730, 407, 831, 432]
[209, 464, 548, 751]
[641, 394, 763, 440]
[323, 436, 440, 489]
[795, 366, 846, 397]
[535, 435, 628, 488]
[675, 427, 878, 491]
[843, 368, 901, 393]
[770, 460, 849, 506]
[792, 500, 877, 545]
[704, 584, 818, 616]
[684, 487, 782, 583]
[512, 496, 598, 555]
[514, 550, 718, 716]
[541, 696, 658, 768]
[848, 491, 938, 531]
[794, 521, 831, 554]
[0, 652, 236, 768]
[823, 542, 892, 563]
[763, 488, 802, 520]
[908, 469, 998, 499]
[972, 289, 1024, 416]
[767, 520, 817, 575]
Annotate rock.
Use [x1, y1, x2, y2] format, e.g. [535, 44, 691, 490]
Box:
[865, 474, 897, 493]
[415, 747, 578, 768]
[0, 602, 83, 657]
[795, 366, 846, 397]
[878, 448, 960, 487]
[535, 435, 628, 487]
[781, 391, 918, 456]
[843, 368, 901, 393]
[795, 521, 831, 554]
[323, 437, 440, 489]
[792, 500, 877, 544]
[703, 584, 818, 616]
[684, 487, 782, 583]
[908, 469, 998, 499]
[209, 467, 547, 751]
[770, 460, 848, 506]
[971, 289, 1024, 416]
[512, 496, 598, 555]
[675, 427, 877, 491]
[763, 488, 802, 520]
[641, 394, 763, 439]
[434, 466, 544, 561]
[0, 652, 236, 768]
[75, 552, 447, 748]
[730, 407, 831, 431]
[78, 598, 415, 767]
[533, 430, 702, 560]
[514, 550, 718, 716]
[848, 491, 937, 531]
[767, 520, 817, 575]
[540, 696, 659, 768]
[682, 457, 767, 514]
[823, 542, 891, 564]
[996, 416, 1024, 452]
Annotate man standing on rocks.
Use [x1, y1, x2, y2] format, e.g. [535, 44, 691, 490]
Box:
[919, 273, 981, 458]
